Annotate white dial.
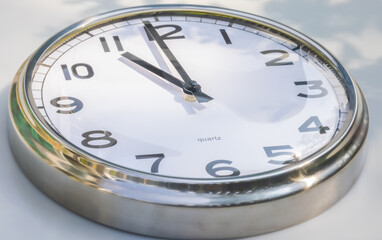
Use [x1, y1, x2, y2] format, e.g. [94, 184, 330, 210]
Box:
[30, 13, 349, 178]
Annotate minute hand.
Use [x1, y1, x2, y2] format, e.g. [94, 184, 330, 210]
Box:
[144, 21, 192, 84]
[143, 21, 213, 103]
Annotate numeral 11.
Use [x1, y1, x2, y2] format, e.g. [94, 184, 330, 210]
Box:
[99, 36, 124, 52]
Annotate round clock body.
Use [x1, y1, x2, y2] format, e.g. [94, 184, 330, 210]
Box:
[9, 5, 368, 239]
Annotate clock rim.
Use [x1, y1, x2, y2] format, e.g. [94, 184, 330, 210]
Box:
[8, 4, 369, 239]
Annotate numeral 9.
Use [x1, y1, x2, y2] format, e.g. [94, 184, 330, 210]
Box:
[50, 96, 83, 114]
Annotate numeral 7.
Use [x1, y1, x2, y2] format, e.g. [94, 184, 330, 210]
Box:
[135, 153, 165, 173]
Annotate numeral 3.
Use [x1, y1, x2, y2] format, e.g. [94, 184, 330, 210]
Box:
[294, 80, 328, 98]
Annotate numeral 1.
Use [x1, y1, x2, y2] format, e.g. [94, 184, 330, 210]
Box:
[220, 29, 232, 44]
[99, 36, 124, 52]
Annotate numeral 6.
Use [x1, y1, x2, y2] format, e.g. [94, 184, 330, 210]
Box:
[206, 160, 240, 177]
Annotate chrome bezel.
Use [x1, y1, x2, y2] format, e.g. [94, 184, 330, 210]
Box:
[9, 5, 368, 239]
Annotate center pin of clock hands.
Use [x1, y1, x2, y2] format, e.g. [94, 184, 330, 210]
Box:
[142, 21, 213, 103]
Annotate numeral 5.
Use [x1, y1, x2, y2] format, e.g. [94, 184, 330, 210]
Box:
[264, 145, 298, 165]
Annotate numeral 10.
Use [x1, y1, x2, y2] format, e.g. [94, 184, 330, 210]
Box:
[61, 63, 94, 80]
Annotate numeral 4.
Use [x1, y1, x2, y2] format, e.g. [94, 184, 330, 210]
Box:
[299, 116, 330, 134]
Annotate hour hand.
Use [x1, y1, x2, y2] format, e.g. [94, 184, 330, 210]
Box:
[121, 51, 213, 102]
[121, 51, 183, 89]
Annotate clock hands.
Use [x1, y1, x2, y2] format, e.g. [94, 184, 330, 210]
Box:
[121, 51, 183, 88]
[120, 50, 213, 103]
[143, 21, 213, 103]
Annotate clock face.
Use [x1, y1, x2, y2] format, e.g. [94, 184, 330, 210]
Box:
[28, 12, 349, 179]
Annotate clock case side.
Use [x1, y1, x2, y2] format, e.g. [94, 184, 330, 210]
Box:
[8, 5, 369, 239]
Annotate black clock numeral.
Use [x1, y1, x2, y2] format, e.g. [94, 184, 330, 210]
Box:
[135, 153, 165, 173]
[61, 64, 71, 80]
[61, 63, 94, 80]
[261, 50, 294, 66]
[99, 36, 124, 52]
[220, 29, 232, 44]
[263, 145, 297, 165]
[81, 130, 117, 149]
[206, 160, 240, 178]
[50, 96, 83, 114]
[144, 24, 185, 41]
[299, 116, 330, 134]
[294, 80, 328, 98]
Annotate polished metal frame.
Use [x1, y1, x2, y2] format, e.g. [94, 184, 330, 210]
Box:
[8, 5, 369, 239]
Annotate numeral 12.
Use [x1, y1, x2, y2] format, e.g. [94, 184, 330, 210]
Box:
[144, 24, 185, 41]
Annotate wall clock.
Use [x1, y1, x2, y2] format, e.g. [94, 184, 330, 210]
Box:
[8, 4, 368, 239]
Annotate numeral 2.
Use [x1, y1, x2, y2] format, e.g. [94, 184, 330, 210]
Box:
[61, 63, 94, 80]
[135, 153, 165, 173]
[261, 50, 294, 66]
[144, 24, 185, 41]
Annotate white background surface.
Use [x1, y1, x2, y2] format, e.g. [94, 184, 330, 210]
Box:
[1, 0, 381, 239]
